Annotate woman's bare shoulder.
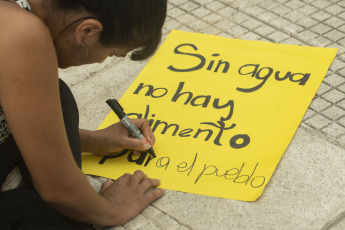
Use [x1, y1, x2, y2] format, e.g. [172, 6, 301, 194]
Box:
[0, 2, 56, 68]
[0, 1, 54, 53]
[0, 2, 58, 105]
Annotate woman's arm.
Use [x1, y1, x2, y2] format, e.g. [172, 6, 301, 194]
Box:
[0, 9, 164, 226]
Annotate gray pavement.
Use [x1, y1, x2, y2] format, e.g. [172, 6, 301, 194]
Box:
[3, 0, 345, 229]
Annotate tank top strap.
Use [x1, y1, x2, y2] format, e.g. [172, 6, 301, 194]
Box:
[3, 0, 31, 12]
[0, 108, 11, 145]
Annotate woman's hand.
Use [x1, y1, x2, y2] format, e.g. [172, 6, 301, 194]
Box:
[99, 170, 165, 226]
[80, 119, 155, 156]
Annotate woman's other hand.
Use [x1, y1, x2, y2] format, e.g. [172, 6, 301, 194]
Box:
[99, 171, 165, 226]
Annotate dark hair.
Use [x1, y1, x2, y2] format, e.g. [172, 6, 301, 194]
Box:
[57, 0, 167, 60]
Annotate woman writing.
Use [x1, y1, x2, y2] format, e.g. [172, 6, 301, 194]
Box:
[0, 0, 167, 229]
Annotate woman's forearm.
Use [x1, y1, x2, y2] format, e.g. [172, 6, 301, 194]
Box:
[80, 129, 103, 154]
[35, 157, 121, 226]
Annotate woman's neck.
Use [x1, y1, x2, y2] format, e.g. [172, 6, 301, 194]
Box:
[26, 0, 62, 40]
[26, 0, 48, 22]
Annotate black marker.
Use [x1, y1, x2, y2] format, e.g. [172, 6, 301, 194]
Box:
[106, 99, 156, 157]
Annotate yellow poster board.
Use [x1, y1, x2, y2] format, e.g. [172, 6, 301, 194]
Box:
[82, 30, 337, 201]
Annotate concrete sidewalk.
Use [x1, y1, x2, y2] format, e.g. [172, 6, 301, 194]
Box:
[59, 0, 344, 229]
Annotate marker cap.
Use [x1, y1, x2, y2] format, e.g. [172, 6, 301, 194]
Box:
[106, 99, 126, 119]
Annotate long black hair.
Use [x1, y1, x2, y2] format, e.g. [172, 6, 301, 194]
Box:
[57, 0, 167, 60]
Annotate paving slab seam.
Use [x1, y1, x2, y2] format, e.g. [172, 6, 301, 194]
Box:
[321, 209, 345, 230]
[300, 124, 345, 150]
[303, 111, 345, 143]
[147, 204, 192, 230]
[63, 58, 125, 88]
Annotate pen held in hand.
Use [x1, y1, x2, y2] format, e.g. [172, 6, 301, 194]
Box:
[106, 99, 156, 158]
